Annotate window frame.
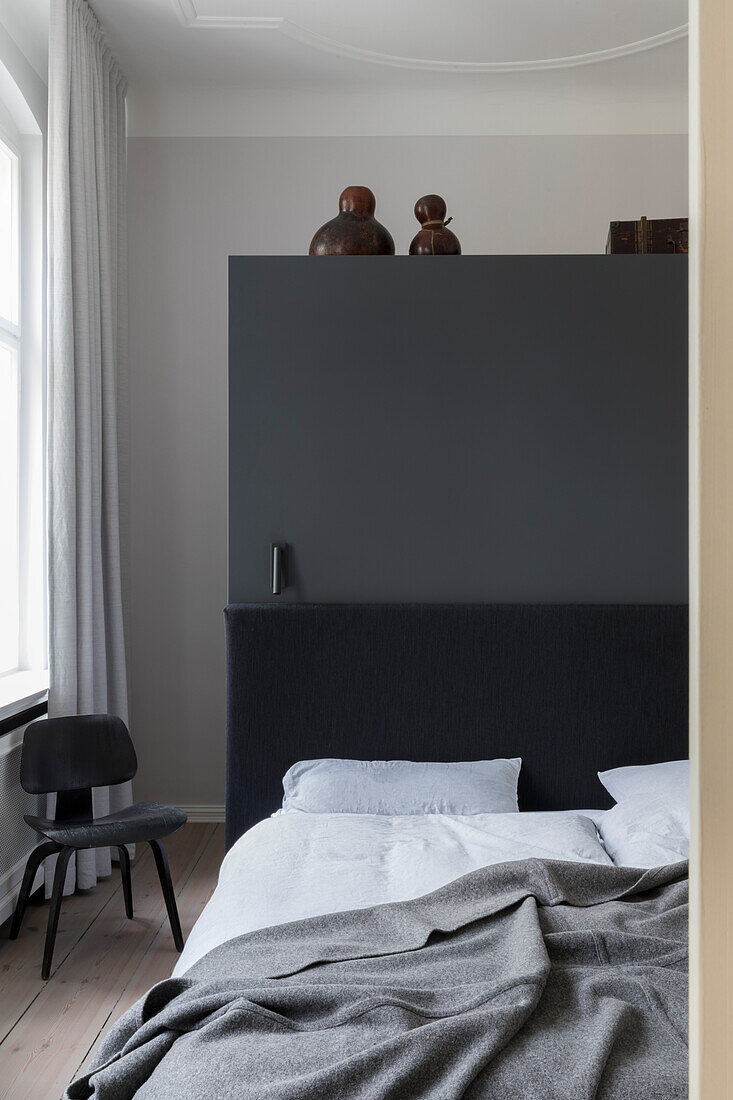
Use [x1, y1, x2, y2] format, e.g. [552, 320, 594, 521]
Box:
[0, 118, 48, 723]
[0, 127, 20, 334]
[0, 129, 22, 678]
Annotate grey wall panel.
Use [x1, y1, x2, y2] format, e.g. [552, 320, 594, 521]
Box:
[229, 255, 687, 605]
[228, 254, 686, 607]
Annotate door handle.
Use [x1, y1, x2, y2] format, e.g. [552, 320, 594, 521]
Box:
[270, 543, 288, 595]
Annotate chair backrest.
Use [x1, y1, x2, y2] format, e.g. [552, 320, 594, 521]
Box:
[20, 714, 138, 794]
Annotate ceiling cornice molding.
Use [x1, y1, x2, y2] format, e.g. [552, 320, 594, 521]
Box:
[173, 0, 282, 30]
[172, 1, 688, 73]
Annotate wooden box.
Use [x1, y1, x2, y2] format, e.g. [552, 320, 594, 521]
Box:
[606, 216, 688, 254]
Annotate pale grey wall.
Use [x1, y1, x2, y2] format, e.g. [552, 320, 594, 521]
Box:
[127, 134, 688, 805]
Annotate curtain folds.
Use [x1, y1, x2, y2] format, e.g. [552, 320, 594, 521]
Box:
[47, 0, 130, 893]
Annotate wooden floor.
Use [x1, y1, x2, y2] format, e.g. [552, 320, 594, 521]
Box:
[0, 823, 223, 1100]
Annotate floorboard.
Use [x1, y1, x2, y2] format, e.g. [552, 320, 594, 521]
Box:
[74, 825, 225, 1082]
[0, 860, 124, 1045]
[0, 823, 222, 1100]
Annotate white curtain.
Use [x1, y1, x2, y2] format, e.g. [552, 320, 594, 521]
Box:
[47, 0, 130, 893]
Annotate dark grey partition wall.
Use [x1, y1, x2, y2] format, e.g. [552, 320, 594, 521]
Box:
[229, 256, 687, 604]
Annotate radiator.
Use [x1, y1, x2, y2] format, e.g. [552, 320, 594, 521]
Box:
[0, 722, 43, 926]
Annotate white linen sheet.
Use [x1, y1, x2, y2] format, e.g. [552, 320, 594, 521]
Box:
[174, 810, 611, 975]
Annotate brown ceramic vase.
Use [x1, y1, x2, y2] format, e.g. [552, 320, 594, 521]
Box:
[409, 194, 461, 255]
[309, 187, 395, 256]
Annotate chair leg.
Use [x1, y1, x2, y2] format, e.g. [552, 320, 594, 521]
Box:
[42, 846, 74, 980]
[9, 841, 61, 940]
[117, 845, 133, 918]
[149, 839, 184, 951]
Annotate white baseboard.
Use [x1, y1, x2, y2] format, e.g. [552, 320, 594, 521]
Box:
[177, 804, 225, 823]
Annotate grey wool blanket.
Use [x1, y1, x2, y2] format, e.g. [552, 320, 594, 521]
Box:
[66, 858, 688, 1099]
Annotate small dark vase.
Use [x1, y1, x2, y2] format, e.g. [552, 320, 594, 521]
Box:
[309, 187, 395, 256]
[409, 195, 461, 255]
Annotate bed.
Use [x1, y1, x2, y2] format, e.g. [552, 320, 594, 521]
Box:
[66, 603, 688, 1099]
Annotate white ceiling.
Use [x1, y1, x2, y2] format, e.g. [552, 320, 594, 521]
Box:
[0, 0, 688, 136]
[171, 0, 686, 70]
[90, 0, 688, 83]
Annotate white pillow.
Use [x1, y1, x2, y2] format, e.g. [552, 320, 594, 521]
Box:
[280, 758, 521, 816]
[598, 759, 688, 804]
[597, 792, 689, 868]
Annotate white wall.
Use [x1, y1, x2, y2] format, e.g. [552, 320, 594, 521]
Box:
[127, 133, 688, 806]
[0, 16, 46, 137]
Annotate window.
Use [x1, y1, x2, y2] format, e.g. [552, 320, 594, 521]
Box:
[0, 117, 46, 718]
[0, 136, 20, 675]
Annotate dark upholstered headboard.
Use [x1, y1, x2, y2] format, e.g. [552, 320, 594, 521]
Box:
[224, 603, 688, 849]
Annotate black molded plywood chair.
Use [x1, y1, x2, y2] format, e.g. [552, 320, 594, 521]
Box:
[10, 714, 187, 979]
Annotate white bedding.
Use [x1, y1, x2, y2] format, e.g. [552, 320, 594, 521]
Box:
[596, 792, 689, 868]
[174, 810, 610, 975]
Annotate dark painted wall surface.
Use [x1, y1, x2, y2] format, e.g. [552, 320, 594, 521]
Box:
[229, 256, 687, 603]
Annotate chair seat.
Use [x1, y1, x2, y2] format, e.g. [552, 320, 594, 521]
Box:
[25, 801, 187, 849]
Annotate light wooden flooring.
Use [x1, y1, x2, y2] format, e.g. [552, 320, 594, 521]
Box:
[0, 823, 224, 1100]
